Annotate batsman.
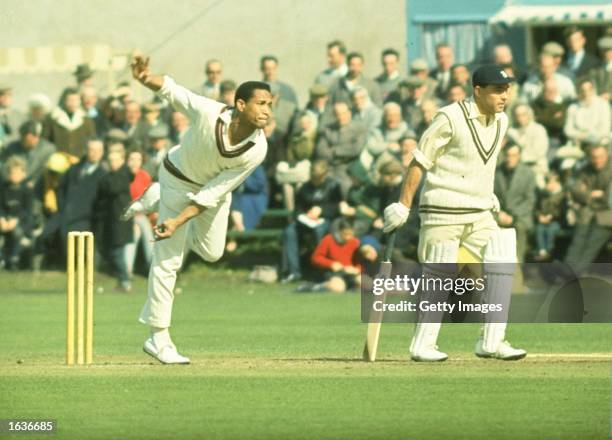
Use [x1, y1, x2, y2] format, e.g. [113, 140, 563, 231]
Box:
[383, 65, 526, 362]
[125, 53, 272, 364]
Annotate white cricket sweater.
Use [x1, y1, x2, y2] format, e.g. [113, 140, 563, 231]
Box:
[412, 99, 508, 225]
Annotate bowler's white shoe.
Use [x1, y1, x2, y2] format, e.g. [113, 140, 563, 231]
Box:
[143, 337, 190, 365]
[475, 339, 526, 361]
[122, 183, 161, 221]
[411, 346, 448, 362]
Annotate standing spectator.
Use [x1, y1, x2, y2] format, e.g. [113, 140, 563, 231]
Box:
[564, 27, 600, 80]
[315, 40, 348, 87]
[200, 59, 223, 101]
[57, 138, 107, 240]
[532, 78, 569, 152]
[94, 148, 133, 291]
[42, 87, 96, 160]
[27, 94, 52, 123]
[73, 64, 94, 88]
[330, 52, 382, 107]
[591, 35, 612, 102]
[389, 76, 427, 129]
[564, 144, 612, 269]
[315, 102, 367, 195]
[280, 160, 342, 283]
[375, 48, 403, 101]
[81, 86, 108, 137]
[269, 82, 298, 142]
[522, 54, 576, 103]
[409, 59, 438, 101]
[534, 172, 566, 261]
[541, 41, 573, 79]
[142, 125, 170, 181]
[260, 55, 298, 106]
[219, 80, 237, 108]
[564, 78, 611, 148]
[429, 43, 455, 101]
[494, 144, 537, 262]
[124, 148, 154, 278]
[170, 111, 189, 145]
[0, 157, 34, 270]
[506, 104, 550, 188]
[0, 86, 25, 148]
[350, 87, 382, 131]
[122, 101, 148, 148]
[1, 121, 56, 189]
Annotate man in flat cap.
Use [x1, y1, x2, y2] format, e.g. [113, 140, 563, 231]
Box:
[74, 64, 94, 88]
[522, 52, 576, 103]
[409, 59, 438, 101]
[383, 65, 526, 362]
[591, 35, 612, 101]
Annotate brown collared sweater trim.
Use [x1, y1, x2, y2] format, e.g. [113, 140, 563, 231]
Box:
[215, 106, 256, 158]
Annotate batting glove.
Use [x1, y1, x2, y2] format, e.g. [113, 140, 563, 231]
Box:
[383, 203, 410, 233]
[491, 194, 501, 213]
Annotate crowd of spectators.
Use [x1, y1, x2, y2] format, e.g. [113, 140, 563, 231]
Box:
[0, 27, 610, 292]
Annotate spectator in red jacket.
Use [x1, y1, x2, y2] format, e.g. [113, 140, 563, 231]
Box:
[300, 219, 361, 293]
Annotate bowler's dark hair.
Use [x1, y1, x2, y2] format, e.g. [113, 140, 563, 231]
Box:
[234, 81, 271, 105]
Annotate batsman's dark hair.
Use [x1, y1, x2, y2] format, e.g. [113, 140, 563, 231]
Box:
[234, 81, 271, 106]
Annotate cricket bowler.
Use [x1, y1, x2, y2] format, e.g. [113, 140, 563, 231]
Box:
[124, 54, 271, 364]
[383, 65, 527, 362]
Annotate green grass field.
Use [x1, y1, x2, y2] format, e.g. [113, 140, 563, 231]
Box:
[1, 267, 610, 440]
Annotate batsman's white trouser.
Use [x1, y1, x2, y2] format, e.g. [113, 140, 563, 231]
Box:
[139, 165, 230, 328]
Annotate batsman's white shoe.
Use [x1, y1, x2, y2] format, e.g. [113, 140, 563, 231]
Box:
[121, 183, 161, 221]
[410, 346, 448, 362]
[143, 337, 190, 365]
[475, 339, 526, 361]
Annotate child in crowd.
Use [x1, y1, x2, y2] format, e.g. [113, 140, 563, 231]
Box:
[534, 172, 566, 261]
[0, 157, 34, 270]
[297, 219, 361, 293]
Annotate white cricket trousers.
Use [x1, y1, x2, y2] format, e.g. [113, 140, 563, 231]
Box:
[139, 165, 230, 328]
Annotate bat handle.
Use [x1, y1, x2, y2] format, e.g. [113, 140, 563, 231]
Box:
[383, 231, 397, 263]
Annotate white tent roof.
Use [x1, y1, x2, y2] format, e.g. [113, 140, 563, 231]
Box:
[489, 4, 612, 25]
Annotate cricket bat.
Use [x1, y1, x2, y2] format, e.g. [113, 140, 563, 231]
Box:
[363, 231, 396, 362]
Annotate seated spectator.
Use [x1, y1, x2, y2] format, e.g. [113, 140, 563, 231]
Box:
[399, 133, 418, 168]
[226, 165, 269, 253]
[81, 85, 108, 137]
[42, 87, 96, 161]
[170, 111, 189, 145]
[592, 36, 611, 102]
[121, 100, 148, 149]
[93, 148, 133, 291]
[386, 76, 426, 128]
[351, 87, 382, 131]
[200, 59, 223, 101]
[534, 172, 566, 261]
[315, 102, 367, 196]
[301, 84, 334, 135]
[532, 78, 569, 152]
[494, 144, 536, 262]
[564, 78, 610, 149]
[124, 148, 154, 278]
[506, 104, 549, 188]
[450, 64, 471, 95]
[408, 59, 438, 101]
[339, 160, 375, 236]
[522, 53, 576, 103]
[330, 52, 382, 107]
[1, 121, 56, 189]
[303, 218, 361, 293]
[142, 125, 170, 181]
[0, 157, 34, 270]
[564, 144, 612, 270]
[415, 99, 439, 138]
[446, 83, 467, 104]
[280, 160, 342, 283]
